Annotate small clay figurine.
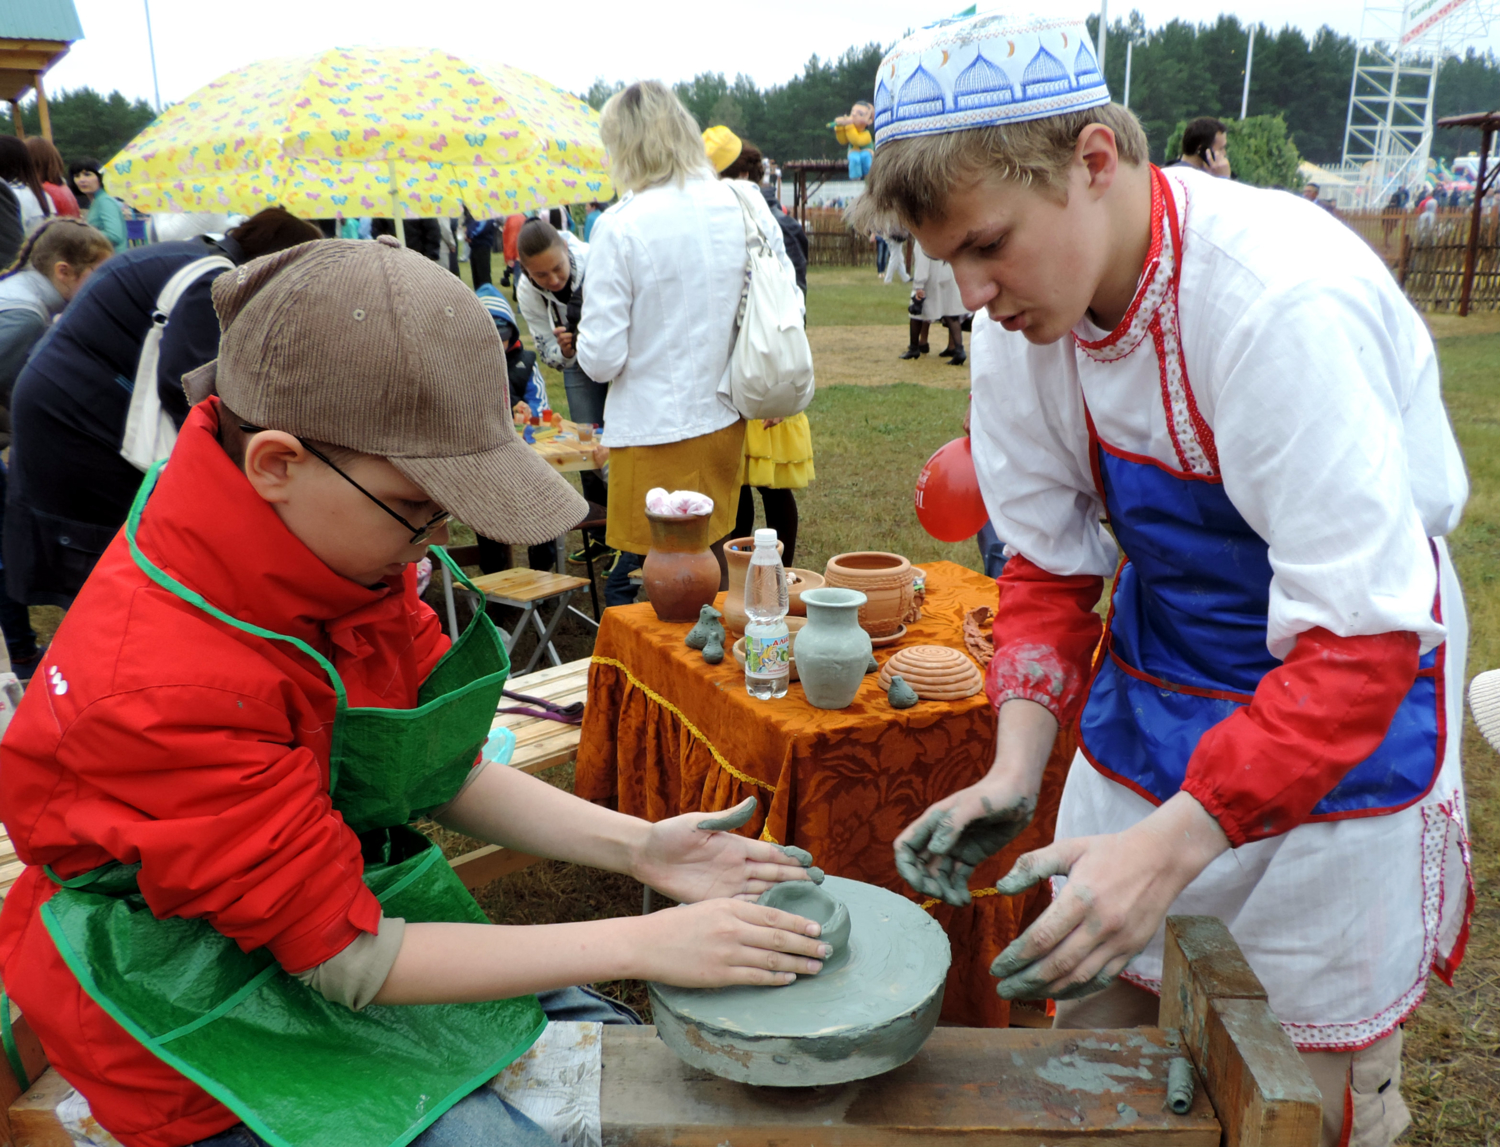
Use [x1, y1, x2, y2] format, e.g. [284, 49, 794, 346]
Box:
[888, 674, 919, 709]
[685, 605, 724, 650]
[702, 630, 725, 665]
[831, 101, 875, 180]
[865, 653, 879, 675]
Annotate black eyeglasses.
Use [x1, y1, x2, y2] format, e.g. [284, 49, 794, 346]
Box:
[241, 424, 452, 545]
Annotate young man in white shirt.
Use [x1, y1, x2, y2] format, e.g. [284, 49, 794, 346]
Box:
[855, 10, 1470, 1146]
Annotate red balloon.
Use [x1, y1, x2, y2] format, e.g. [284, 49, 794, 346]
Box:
[915, 437, 988, 543]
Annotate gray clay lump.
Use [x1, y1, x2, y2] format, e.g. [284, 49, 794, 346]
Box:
[758, 880, 851, 963]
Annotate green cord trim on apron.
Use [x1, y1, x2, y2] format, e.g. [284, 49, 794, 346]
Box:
[38, 460, 545, 1147]
[0, 990, 29, 1093]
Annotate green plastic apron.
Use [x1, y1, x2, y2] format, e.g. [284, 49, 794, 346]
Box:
[38, 461, 545, 1147]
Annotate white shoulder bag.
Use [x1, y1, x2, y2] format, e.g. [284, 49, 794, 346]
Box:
[724, 181, 814, 421]
[120, 254, 234, 472]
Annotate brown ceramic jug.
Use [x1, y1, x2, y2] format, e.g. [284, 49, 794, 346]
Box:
[643, 511, 721, 622]
[722, 534, 784, 635]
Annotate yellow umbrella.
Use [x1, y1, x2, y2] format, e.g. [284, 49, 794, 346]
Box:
[107, 47, 613, 218]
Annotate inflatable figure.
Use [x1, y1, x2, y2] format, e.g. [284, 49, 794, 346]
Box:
[832, 101, 875, 180]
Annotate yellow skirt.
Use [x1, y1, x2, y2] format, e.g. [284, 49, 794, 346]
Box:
[607, 420, 747, 554]
[742, 413, 815, 490]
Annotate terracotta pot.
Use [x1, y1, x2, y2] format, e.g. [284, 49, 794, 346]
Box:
[722, 535, 784, 635]
[642, 512, 721, 623]
[823, 552, 914, 639]
[785, 568, 826, 617]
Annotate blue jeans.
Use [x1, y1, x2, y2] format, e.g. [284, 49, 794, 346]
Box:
[603, 550, 645, 608]
[977, 520, 1010, 580]
[562, 365, 608, 531]
[185, 987, 638, 1147]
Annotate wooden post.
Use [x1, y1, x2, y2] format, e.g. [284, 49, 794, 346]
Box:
[7, 104, 22, 140]
[1459, 124, 1491, 317]
[31, 74, 50, 142]
[1160, 917, 1322, 1147]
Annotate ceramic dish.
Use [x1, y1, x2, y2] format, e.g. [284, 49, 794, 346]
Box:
[785, 568, 826, 616]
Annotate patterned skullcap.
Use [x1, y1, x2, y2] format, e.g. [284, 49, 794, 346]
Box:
[873, 7, 1110, 146]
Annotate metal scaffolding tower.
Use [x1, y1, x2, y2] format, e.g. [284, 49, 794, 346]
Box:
[1342, 0, 1497, 206]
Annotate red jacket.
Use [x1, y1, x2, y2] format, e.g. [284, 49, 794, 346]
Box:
[0, 400, 449, 1147]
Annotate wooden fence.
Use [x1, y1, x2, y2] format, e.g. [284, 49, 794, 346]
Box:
[1342, 207, 1500, 311]
[1399, 212, 1500, 311]
[803, 207, 874, 267]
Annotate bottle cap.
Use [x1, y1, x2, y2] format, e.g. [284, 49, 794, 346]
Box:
[755, 528, 778, 548]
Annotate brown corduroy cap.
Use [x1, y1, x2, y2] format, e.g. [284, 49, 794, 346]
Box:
[183, 236, 587, 546]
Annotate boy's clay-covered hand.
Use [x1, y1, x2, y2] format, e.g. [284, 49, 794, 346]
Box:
[640, 899, 831, 988]
[633, 796, 824, 903]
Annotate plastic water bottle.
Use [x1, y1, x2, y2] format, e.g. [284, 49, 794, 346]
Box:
[743, 528, 791, 700]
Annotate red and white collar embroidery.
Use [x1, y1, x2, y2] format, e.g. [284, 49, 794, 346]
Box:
[1074, 167, 1219, 478]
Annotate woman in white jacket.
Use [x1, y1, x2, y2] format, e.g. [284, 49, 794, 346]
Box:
[578, 80, 793, 607]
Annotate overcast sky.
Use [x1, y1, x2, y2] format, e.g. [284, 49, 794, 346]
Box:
[40, 1, 1500, 110]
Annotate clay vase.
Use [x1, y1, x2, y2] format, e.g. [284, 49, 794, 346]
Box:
[642, 512, 721, 623]
[823, 552, 914, 639]
[722, 535, 784, 635]
[877, 645, 984, 701]
[794, 588, 873, 710]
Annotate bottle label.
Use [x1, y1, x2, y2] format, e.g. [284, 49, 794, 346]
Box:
[744, 631, 790, 677]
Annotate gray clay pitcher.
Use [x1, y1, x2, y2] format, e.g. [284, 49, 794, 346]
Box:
[795, 588, 873, 709]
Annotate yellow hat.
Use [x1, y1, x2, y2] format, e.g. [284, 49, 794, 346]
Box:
[702, 125, 743, 173]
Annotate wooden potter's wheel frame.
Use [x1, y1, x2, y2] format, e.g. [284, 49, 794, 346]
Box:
[599, 916, 1321, 1146]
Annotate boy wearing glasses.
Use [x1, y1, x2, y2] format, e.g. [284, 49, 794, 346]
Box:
[0, 238, 827, 1147]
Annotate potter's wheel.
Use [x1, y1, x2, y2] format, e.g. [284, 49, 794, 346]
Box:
[649, 875, 951, 1087]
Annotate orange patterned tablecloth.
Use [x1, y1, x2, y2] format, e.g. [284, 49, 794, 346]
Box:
[575, 560, 1071, 1027]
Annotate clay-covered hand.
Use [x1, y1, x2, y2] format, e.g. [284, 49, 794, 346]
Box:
[642, 899, 830, 987]
[987, 792, 1230, 1000]
[634, 797, 824, 904]
[893, 781, 1037, 906]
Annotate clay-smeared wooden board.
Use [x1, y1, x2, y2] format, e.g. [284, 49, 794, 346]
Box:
[600, 1024, 1220, 1145]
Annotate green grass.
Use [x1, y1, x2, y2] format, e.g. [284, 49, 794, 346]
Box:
[1399, 333, 1500, 1146]
[805, 266, 912, 328]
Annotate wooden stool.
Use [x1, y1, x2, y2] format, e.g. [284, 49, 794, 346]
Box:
[471, 567, 592, 676]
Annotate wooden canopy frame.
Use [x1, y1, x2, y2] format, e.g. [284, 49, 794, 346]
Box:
[1436, 111, 1500, 316]
[781, 159, 856, 226]
[0, 37, 70, 141]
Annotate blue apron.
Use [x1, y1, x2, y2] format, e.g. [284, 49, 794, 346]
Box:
[1076, 180, 1445, 823]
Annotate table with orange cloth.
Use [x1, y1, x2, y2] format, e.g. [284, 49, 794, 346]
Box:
[575, 560, 1073, 1027]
